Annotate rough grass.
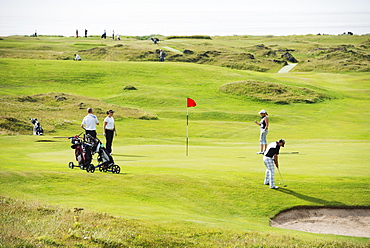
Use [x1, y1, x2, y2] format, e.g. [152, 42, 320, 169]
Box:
[1, 35, 369, 72]
[2, 196, 368, 248]
[219, 81, 333, 104]
[0, 93, 157, 135]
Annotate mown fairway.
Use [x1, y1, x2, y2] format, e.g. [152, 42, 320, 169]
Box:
[0, 36, 369, 247]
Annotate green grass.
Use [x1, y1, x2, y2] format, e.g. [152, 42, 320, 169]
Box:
[0, 35, 369, 247]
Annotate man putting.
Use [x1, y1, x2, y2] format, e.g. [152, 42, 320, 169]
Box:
[263, 139, 285, 189]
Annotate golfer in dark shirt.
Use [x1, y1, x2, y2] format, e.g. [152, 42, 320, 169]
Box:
[263, 139, 285, 189]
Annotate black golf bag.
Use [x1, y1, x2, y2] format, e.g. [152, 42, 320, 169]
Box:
[31, 118, 43, 135]
[90, 135, 114, 167]
[88, 135, 120, 173]
[68, 134, 93, 170]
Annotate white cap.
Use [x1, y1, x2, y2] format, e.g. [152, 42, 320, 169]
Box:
[258, 109, 266, 114]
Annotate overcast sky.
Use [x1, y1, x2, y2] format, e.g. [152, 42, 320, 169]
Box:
[1, 0, 369, 36]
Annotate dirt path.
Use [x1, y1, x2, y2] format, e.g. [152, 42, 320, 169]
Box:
[278, 63, 298, 73]
[270, 207, 370, 237]
[161, 46, 183, 54]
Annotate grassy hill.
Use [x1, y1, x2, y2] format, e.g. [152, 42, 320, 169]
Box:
[1, 34, 369, 72]
[0, 35, 369, 247]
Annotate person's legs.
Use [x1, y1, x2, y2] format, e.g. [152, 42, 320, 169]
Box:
[263, 156, 275, 188]
[86, 130, 97, 138]
[264, 168, 270, 185]
[260, 145, 265, 153]
[105, 129, 114, 154]
[259, 129, 268, 152]
[262, 144, 267, 152]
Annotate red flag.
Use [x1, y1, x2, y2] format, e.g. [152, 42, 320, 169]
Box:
[187, 98, 196, 107]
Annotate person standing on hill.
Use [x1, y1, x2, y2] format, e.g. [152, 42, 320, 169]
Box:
[159, 49, 166, 61]
[101, 30, 106, 39]
[81, 108, 99, 138]
[263, 139, 285, 189]
[103, 110, 116, 155]
[254, 109, 269, 154]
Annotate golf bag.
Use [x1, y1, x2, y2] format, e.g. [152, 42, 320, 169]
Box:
[151, 37, 159, 44]
[68, 133, 120, 174]
[31, 118, 43, 135]
[69, 134, 93, 170]
[89, 135, 115, 168]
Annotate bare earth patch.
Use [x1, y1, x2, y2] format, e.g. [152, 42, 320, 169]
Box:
[270, 207, 370, 237]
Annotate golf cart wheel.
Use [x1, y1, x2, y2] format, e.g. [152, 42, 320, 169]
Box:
[88, 164, 95, 173]
[68, 162, 74, 169]
[112, 165, 120, 174]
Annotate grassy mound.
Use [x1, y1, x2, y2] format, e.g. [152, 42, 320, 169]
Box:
[0, 93, 157, 135]
[219, 81, 332, 104]
[0, 117, 31, 135]
[299, 45, 370, 72]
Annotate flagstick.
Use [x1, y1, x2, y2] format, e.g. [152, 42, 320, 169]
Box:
[186, 106, 189, 156]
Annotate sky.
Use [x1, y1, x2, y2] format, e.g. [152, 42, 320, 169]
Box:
[1, 0, 369, 36]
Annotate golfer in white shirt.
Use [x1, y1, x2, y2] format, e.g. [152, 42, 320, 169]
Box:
[81, 108, 99, 138]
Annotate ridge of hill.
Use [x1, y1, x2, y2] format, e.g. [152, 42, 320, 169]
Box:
[1, 34, 369, 73]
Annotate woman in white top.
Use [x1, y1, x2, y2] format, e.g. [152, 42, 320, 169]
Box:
[254, 109, 269, 154]
[103, 110, 116, 154]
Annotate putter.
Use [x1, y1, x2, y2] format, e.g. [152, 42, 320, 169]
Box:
[277, 167, 287, 187]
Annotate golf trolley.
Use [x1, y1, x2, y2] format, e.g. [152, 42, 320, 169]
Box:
[68, 133, 120, 174]
[31, 118, 43, 135]
[68, 133, 93, 171]
[86, 134, 120, 174]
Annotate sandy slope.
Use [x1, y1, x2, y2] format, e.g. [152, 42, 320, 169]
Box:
[270, 208, 370, 237]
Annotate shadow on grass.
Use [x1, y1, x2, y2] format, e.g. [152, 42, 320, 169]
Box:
[112, 154, 147, 157]
[278, 188, 345, 205]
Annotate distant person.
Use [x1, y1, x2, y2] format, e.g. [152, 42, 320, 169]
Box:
[103, 110, 116, 154]
[263, 139, 285, 189]
[76, 29, 78, 38]
[117, 34, 120, 40]
[74, 54, 81, 61]
[112, 30, 115, 40]
[151, 37, 159, 44]
[254, 109, 269, 154]
[30, 118, 43, 135]
[81, 108, 99, 138]
[101, 30, 106, 39]
[85, 29, 88, 38]
[159, 49, 166, 62]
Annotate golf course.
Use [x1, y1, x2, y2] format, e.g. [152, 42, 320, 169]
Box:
[0, 34, 369, 247]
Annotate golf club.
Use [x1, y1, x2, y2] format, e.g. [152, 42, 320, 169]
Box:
[281, 151, 299, 154]
[277, 167, 287, 187]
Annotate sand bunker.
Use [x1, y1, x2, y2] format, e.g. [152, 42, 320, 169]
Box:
[270, 207, 370, 237]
